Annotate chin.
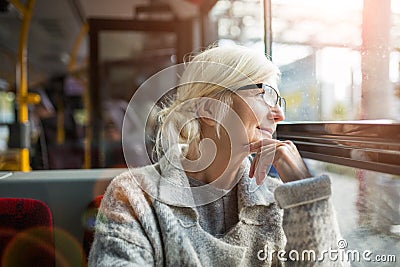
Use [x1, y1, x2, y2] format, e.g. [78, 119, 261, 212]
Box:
[255, 131, 273, 140]
[263, 133, 273, 139]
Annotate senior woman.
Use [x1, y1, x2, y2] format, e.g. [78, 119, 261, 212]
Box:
[89, 45, 345, 266]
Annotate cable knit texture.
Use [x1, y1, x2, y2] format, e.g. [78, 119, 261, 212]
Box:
[89, 157, 347, 266]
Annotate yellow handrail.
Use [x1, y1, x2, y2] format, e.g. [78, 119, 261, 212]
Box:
[68, 23, 88, 72]
[9, 0, 37, 171]
[56, 93, 64, 144]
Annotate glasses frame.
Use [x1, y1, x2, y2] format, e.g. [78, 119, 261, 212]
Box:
[236, 83, 286, 112]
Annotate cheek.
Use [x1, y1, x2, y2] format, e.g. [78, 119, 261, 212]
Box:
[242, 103, 265, 127]
[236, 104, 263, 140]
[234, 98, 258, 124]
[224, 98, 251, 141]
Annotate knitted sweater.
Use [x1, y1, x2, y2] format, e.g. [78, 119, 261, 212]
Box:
[188, 176, 239, 238]
[89, 157, 346, 266]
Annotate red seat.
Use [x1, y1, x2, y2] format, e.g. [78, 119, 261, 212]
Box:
[0, 198, 54, 267]
[82, 195, 103, 258]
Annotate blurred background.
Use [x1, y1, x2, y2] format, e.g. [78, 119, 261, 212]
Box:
[0, 0, 399, 169]
[0, 1, 399, 266]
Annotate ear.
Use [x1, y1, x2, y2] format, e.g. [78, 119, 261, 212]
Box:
[197, 99, 216, 127]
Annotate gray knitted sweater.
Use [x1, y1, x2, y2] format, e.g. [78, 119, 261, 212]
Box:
[89, 157, 346, 266]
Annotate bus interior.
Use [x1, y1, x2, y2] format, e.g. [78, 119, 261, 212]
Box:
[0, 0, 399, 266]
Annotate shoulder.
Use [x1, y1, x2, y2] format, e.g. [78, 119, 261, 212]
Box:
[99, 164, 161, 223]
[107, 163, 160, 195]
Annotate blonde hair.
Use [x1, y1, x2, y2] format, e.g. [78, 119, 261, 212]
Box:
[155, 45, 280, 159]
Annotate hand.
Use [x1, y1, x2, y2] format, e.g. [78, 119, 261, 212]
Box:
[249, 139, 311, 184]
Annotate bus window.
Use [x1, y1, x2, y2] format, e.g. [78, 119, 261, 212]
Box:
[305, 158, 400, 262]
[271, 0, 400, 121]
[210, 0, 265, 49]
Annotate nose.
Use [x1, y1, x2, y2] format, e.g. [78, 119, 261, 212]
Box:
[267, 105, 285, 122]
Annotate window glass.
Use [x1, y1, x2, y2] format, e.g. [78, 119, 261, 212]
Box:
[0, 91, 14, 124]
[99, 31, 176, 167]
[305, 158, 400, 263]
[272, 0, 400, 121]
[210, 0, 265, 50]
[0, 91, 14, 152]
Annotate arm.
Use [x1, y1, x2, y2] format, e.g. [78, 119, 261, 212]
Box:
[89, 229, 154, 267]
[88, 175, 156, 267]
[274, 175, 348, 266]
[250, 140, 348, 265]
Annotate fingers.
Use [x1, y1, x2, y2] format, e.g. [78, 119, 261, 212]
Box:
[273, 141, 311, 182]
[248, 138, 280, 153]
[281, 140, 296, 150]
[249, 153, 258, 178]
[248, 139, 311, 184]
[249, 139, 278, 178]
[250, 145, 276, 185]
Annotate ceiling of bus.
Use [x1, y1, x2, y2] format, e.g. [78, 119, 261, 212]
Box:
[0, 0, 174, 88]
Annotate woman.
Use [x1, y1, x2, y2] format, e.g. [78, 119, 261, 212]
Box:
[89, 45, 345, 266]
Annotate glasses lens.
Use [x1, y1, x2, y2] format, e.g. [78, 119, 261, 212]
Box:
[280, 98, 286, 112]
[263, 85, 278, 106]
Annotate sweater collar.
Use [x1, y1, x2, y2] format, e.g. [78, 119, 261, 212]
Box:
[154, 153, 278, 212]
[236, 157, 278, 211]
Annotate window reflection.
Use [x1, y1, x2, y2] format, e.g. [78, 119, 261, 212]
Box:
[98, 31, 176, 167]
[305, 158, 400, 263]
[210, 0, 400, 121]
[270, 0, 400, 121]
[210, 0, 264, 49]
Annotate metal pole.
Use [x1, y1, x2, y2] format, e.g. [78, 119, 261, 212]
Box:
[361, 0, 392, 119]
[10, 0, 37, 171]
[263, 0, 272, 59]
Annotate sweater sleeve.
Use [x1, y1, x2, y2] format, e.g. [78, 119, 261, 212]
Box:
[88, 175, 156, 267]
[274, 175, 349, 266]
[89, 230, 154, 267]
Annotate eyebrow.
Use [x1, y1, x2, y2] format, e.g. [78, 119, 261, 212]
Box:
[234, 87, 263, 96]
[236, 83, 264, 91]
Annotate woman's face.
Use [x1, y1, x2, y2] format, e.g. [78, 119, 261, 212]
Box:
[230, 83, 285, 145]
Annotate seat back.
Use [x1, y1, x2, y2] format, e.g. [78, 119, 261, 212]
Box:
[82, 195, 103, 258]
[0, 198, 54, 267]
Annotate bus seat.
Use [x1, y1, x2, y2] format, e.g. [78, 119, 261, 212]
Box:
[0, 198, 54, 267]
[82, 195, 103, 258]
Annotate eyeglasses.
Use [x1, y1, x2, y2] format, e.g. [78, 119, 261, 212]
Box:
[237, 83, 286, 112]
